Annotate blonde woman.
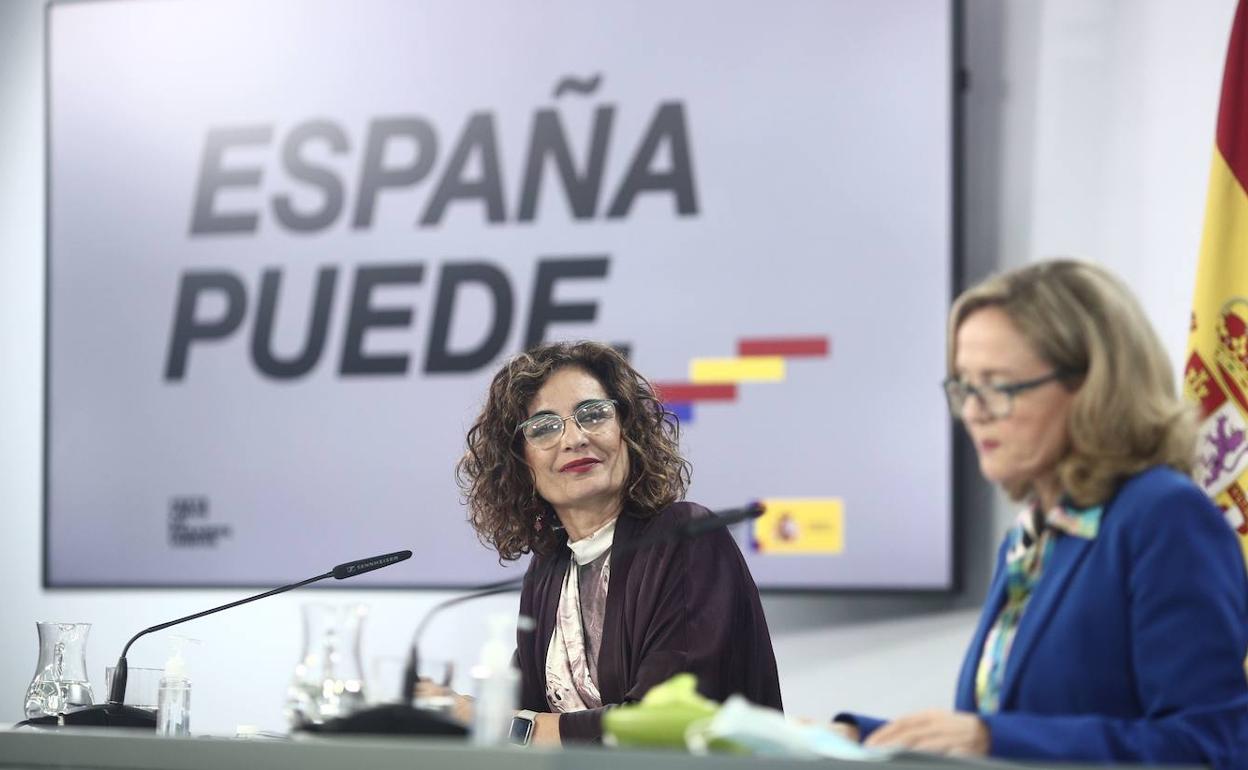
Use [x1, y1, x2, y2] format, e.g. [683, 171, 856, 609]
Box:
[836, 260, 1248, 768]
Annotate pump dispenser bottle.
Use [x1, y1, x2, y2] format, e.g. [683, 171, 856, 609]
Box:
[470, 614, 519, 746]
[156, 636, 195, 736]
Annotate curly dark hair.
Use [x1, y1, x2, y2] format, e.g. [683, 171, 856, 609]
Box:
[456, 341, 691, 561]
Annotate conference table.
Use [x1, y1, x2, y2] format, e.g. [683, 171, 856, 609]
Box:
[0, 729, 1206, 770]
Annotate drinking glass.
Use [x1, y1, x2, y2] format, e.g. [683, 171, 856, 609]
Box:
[284, 602, 368, 726]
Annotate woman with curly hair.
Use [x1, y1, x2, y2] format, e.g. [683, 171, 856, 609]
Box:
[456, 340, 782, 745]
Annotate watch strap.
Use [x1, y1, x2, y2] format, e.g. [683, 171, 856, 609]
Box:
[511, 709, 538, 745]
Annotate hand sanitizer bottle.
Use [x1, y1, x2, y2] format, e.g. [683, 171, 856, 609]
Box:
[470, 614, 519, 746]
[156, 637, 194, 736]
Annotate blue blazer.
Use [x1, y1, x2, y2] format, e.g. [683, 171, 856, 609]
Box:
[850, 467, 1248, 768]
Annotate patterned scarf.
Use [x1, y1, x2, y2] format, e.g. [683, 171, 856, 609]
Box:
[545, 516, 616, 713]
[974, 499, 1102, 714]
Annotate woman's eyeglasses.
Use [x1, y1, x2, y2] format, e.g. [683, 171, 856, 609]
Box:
[516, 399, 618, 449]
[942, 371, 1075, 420]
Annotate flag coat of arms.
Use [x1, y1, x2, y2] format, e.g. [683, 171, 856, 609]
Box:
[1188, 0, 1248, 563]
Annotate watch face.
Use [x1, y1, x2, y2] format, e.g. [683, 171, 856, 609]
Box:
[508, 715, 534, 745]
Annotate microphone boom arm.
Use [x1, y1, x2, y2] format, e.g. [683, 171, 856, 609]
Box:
[109, 549, 412, 705]
[117, 571, 332, 663]
[403, 577, 523, 703]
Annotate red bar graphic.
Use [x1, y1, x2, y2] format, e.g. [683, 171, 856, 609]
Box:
[738, 336, 830, 357]
[652, 383, 737, 402]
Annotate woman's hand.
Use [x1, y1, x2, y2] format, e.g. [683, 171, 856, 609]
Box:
[530, 712, 561, 746]
[414, 679, 475, 725]
[863, 709, 988, 756]
[829, 720, 860, 743]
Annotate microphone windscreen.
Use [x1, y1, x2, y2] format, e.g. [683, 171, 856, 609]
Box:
[684, 502, 766, 536]
[332, 550, 413, 580]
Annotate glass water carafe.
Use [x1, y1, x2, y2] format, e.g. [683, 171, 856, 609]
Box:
[24, 622, 95, 719]
[284, 603, 367, 726]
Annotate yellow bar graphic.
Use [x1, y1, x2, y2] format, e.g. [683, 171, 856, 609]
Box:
[689, 356, 785, 383]
[753, 498, 844, 555]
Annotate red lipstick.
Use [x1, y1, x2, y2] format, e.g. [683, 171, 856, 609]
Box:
[561, 458, 601, 473]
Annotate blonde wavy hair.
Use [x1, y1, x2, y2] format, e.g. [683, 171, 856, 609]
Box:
[949, 259, 1197, 506]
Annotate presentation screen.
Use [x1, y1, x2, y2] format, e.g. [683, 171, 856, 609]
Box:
[46, 0, 955, 589]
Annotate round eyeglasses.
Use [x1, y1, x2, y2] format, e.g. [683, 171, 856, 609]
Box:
[516, 399, 619, 450]
[942, 370, 1075, 420]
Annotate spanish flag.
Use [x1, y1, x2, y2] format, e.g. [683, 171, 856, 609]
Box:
[1187, 0, 1248, 563]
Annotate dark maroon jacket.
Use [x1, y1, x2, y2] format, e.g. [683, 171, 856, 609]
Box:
[515, 501, 783, 742]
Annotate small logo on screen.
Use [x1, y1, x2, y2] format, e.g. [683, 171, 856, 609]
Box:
[168, 495, 232, 548]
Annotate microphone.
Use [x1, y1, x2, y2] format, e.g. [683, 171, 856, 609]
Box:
[301, 502, 765, 737]
[665, 500, 765, 538]
[18, 550, 411, 729]
[332, 551, 412, 580]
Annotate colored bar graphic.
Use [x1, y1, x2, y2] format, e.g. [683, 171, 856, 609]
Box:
[666, 403, 694, 423]
[689, 357, 785, 383]
[752, 498, 844, 555]
[738, 336, 830, 357]
[652, 383, 737, 402]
